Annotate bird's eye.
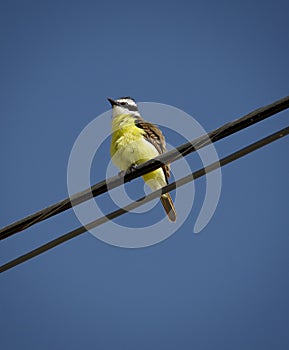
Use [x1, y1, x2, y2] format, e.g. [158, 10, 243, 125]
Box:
[120, 102, 126, 105]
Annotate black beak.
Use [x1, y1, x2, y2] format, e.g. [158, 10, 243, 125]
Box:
[107, 97, 118, 106]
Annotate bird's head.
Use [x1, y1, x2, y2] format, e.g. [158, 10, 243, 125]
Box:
[107, 96, 140, 118]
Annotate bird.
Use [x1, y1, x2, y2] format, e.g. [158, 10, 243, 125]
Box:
[108, 96, 177, 222]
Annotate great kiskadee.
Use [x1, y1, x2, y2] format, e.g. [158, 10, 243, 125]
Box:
[108, 96, 177, 222]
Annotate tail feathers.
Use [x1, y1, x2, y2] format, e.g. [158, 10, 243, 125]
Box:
[160, 194, 177, 222]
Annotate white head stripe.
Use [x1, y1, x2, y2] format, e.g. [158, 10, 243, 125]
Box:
[116, 98, 137, 107]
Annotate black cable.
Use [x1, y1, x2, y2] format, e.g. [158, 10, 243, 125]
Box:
[0, 95, 289, 240]
[1, 126, 288, 273]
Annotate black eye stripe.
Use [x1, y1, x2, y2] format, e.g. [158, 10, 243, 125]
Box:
[117, 101, 138, 111]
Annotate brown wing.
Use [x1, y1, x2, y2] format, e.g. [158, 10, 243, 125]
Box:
[135, 117, 171, 183]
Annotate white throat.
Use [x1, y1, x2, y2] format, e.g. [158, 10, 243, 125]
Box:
[112, 105, 141, 119]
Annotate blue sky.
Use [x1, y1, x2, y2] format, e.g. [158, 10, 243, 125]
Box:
[1, 0, 289, 349]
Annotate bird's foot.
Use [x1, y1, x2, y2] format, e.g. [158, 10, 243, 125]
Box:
[118, 164, 138, 178]
[127, 164, 138, 173]
[118, 170, 126, 177]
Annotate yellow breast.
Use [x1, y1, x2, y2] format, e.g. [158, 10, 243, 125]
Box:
[110, 114, 145, 157]
[110, 114, 167, 189]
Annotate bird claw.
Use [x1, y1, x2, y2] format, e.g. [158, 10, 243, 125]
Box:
[127, 164, 138, 173]
[118, 164, 137, 178]
[118, 170, 126, 177]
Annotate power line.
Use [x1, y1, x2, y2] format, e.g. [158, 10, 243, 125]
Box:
[1, 95, 289, 241]
[1, 126, 288, 273]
